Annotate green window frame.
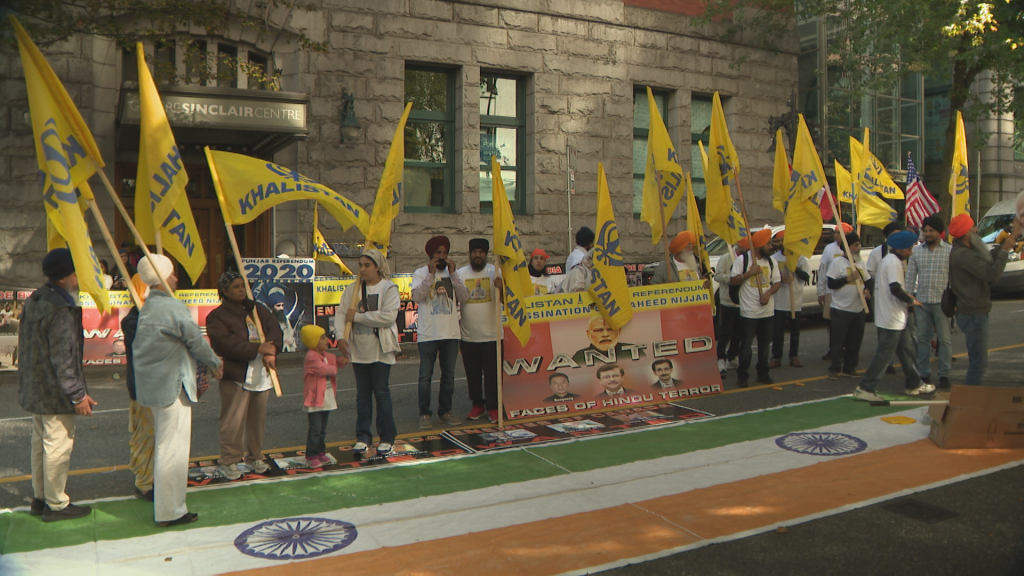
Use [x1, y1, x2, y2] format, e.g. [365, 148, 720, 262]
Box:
[479, 73, 526, 214]
[633, 87, 668, 217]
[404, 65, 456, 213]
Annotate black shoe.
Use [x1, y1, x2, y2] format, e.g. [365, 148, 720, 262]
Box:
[135, 488, 154, 502]
[921, 376, 931, 384]
[821, 351, 832, 361]
[885, 365, 896, 375]
[41, 503, 92, 522]
[828, 371, 840, 380]
[756, 376, 774, 385]
[841, 370, 859, 378]
[29, 498, 45, 516]
[938, 377, 951, 390]
[737, 379, 749, 388]
[158, 512, 199, 528]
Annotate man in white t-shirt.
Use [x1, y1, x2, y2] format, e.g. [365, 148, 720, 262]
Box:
[457, 238, 504, 424]
[816, 223, 853, 360]
[412, 236, 469, 428]
[729, 229, 782, 387]
[825, 231, 871, 380]
[564, 226, 595, 274]
[714, 238, 747, 375]
[770, 231, 811, 368]
[853, 231, 934, 401]
[864, 222, 904, 375]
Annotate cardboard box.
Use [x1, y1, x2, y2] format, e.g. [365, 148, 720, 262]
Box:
[928, 385, 1024, 449]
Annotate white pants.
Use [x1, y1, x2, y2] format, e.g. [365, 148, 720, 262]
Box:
[152, 389, 192, 522]
[31, 414, 76, 510]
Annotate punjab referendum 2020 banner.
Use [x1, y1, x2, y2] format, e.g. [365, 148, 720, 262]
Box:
[501, 281, 721, 420]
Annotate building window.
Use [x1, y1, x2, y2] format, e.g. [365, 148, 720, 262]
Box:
[153, 40, 176, 85]
[404, 66, 456, 212]
[121, 48, 139, 86]
[690, 96, 712, 217]
[184, 40, 207, 86]
[218, 44, 238, 88]
[479, 74, 525, 214]
[633, 88, 668, 216]
[248, 53, 269, 90]
[1014, 115, 1024, 162]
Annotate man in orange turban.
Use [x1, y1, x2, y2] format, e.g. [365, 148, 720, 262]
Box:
[714, 235, 749, 376]
[729, 228, 782, 387]
[652, 231, 704, 285]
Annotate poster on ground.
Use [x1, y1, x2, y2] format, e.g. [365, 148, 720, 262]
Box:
[500, 281, 721, 420]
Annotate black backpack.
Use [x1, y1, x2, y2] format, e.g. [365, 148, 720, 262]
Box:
[728, 252, 773, 304]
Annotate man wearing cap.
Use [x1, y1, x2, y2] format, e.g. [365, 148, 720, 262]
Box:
[457, 239, 503, 424]
[948, 213, 1021, 386]
[565, 226, 595, 274]
[652, 231, 706, 285]
[853, 231, 932, 401]
[714, 239, 748, 375]
[816, 222, 855, 360]
[413, 235, 469, 428]
[133, 254, 223, 527]
[528, 248, 560, 295]
[906, 216, 953, 389]
[19, 248, 97, 521]
[729, 229, 782, 387]
[770, 230, 810, 368]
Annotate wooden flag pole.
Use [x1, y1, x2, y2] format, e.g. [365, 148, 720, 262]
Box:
[788, 272, 797, 320]
[824, 189, 869, 313]
[733, 178, 763, 297]
[84, 199, 143, 309]
[90, 161, 173, 296]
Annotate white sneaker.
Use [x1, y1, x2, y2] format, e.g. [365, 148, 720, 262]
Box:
[718, 359, 728, 373]
[249, 459, 270, 474]
[377, 442, 393, 455]
[852, 387, 884, 402]
[905, 383, 936, 396]
[728, 359, 739, 369]
[219, 463, 242, 480]
[352, 442, 369, 454]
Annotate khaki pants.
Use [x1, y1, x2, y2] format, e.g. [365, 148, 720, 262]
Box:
[152, 389, 192, 522]
[218, 380, 269, 465]
[128, 399, 155, 492]
[31, 413, 76, 511]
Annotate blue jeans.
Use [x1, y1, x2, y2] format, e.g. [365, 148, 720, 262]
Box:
[916, 303, 952, 379]
[956, 312, 989, 386]
[859, 326, 921, 393]
[352, 362, 396, 445]
[418, 339, 459, 416]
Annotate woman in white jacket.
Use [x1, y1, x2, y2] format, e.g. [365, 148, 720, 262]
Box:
[334, 249, 401, 455]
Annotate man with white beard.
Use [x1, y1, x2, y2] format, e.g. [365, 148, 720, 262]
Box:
[948, 213, 1021, 386]
[652, 231, 706, 285]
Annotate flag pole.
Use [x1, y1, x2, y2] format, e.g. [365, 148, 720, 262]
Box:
[206, 148, 283, 397]
[824, 189, 869, 312]
[495, 292, 505, 430]
[732, 177, 763, 296]
[84, 200, 143, 309]
[788, 272, 797, 320]
[90, 160, 174, 297]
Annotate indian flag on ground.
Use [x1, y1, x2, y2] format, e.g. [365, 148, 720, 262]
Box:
[2, 397, 1022, 575]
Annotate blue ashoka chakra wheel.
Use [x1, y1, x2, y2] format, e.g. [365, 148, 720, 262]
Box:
[775, 432, 867, 456]
[235, 517, 357, 560]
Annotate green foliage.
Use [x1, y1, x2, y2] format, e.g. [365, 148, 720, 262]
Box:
[1, 0, 327, 89]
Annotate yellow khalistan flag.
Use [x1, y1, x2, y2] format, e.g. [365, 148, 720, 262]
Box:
[312, 204, 352, 275]
[772, 128, 788, 213]
[490, 155, 532, 346]
[590, 163, 633, 330]
[135, 43, 206, 283]
[784, 115, 826, 268]
[849, 136, 904, 200]
[366, 102, 413, 255]
[835, 160, 854, 204]
[949, 110, 970, 218]
[640, 87, 684, 244]
[685, 171, 711, 279]
[12, 16, 108, 311]
[206, 148, 369, 234]
[851, 131, 898, 229]
[704, 92, 748, 245]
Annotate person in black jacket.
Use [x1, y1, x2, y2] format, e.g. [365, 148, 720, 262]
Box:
[205, 271, 284, 480]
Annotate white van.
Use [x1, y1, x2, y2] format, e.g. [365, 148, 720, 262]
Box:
[977, 198, 1024, 294]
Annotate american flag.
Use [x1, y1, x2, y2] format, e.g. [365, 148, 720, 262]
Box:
[905, 154, 940, 228]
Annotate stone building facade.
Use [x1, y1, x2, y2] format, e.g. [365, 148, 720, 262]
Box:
[0, 0, 798, 289]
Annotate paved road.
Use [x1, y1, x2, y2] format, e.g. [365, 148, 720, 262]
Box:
[2, 294, 1023, 559]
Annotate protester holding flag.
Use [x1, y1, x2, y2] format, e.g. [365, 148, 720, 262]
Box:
[948, 213, 1020, 386]
[826, 232, 871, 380]
[853, 231, 932, 401]
[770, 231, 810, 368]
[457, 239, 503, 424]
[730, 229, 782, 387]
[715, 239, 747, 376]
[816, 222, 854, 359]
[206, 272, 283, 480]
[412, 236, 468, 429]
[120, 274, 154, 501]
[19, 248, 97, 522]
[905, 216, 952, 390]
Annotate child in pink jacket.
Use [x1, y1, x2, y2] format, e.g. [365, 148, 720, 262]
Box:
[300, 325, 344, 466]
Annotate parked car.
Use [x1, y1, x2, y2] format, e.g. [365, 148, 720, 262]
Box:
[642, 224, 874, 315]
[977, 198, 1024, 295]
